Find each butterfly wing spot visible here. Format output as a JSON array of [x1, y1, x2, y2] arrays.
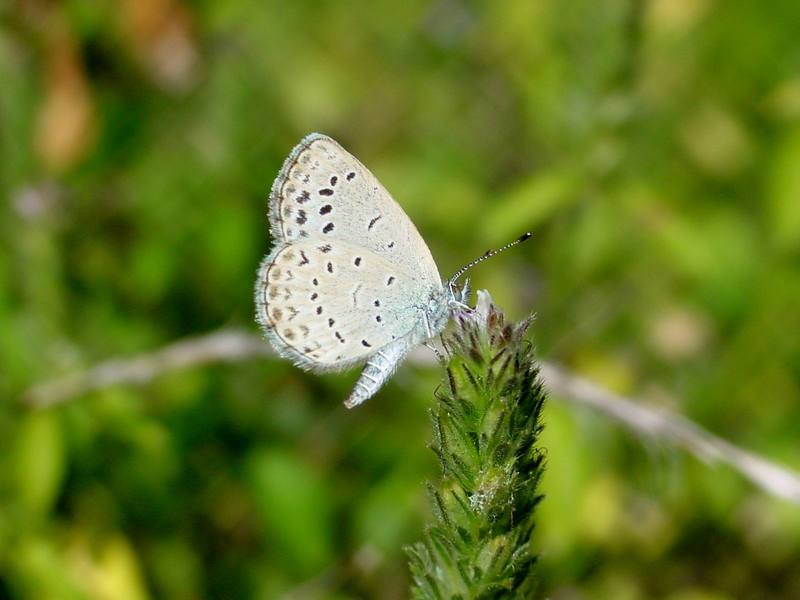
[[323, 223, 335, 234], [284, 329, 295, 341], [296, 210, 307, 225], [310, 292, 318, 300], [328, 318, 335, 327], [368, 215, 382, 230], [335, 331, 345, 343], [300, 325, 309, 337], [319, 188, 334, 196], [316, 306, 323, 315], [330, 175, 338, 186], [376, 315, 382, 322], [354, 257, 361, 266], [297, 190, 311, 203], [387, 276, 395, 285], [299, 251, 309, 266], [319, 244, 332, 252], [326, 262, 333, 273], [374, 300, 380, 307], [271, 308, 283, 321], [352, 283, 362, 306], [319, 204, 332, 215], [312, 278, 319, 286], [287, 306, 299, 320], [361, 340, 372, 347], [346, 171, 356, 181], [388, 241, 395, 248]]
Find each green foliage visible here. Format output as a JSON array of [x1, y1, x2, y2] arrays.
[[409, 294, 546, 598], [1, 0, 800, 598]]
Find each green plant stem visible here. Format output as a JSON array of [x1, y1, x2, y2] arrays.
[[408, 291, 547, 599]]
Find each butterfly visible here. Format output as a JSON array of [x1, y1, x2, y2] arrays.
[[255, 133, 529, 407]]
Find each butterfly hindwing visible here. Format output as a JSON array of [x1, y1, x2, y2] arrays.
[[255, 239, 435, 372]]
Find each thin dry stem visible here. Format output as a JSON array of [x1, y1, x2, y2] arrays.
[[22, 327, 800, 504]]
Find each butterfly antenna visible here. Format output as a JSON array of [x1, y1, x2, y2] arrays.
[[449, 232, 532, 286]]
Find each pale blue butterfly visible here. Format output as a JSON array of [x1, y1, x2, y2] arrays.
[[255, 133, 530, 407]]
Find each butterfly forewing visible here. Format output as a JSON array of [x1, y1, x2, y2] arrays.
[[268, 133, 441, 285], [256, 239, 431, 372]]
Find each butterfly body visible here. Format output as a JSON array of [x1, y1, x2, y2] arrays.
[[255, 133, 459, 407]]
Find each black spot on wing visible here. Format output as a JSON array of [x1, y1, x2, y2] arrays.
[[323, 223, 334, 234]]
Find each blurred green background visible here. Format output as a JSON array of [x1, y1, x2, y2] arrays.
[[2, 0, 800, 598]]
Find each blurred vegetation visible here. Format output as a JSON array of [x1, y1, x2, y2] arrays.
[[1, 0, 800, 598]]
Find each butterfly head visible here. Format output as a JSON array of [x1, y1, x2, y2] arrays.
[[446, 277, 472, 314]]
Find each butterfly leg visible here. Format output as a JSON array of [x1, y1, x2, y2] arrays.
[[344, 340, 410, 408], [439, 334, 452, 358], [422, 311, 433, 338], [424, 341, 447, 366]]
